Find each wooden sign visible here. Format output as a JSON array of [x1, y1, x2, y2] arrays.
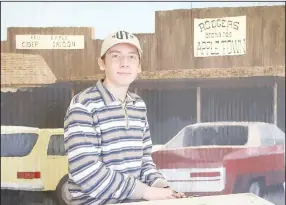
[[194, 16, 246, 57], [15, 35, 85, 50]]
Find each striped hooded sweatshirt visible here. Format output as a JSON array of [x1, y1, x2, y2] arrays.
[[64, 79, 168, 205]]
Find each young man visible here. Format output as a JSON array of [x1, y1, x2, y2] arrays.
[[64, 30, 185, 205]]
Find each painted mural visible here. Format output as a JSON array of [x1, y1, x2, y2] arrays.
[[1, 4, 285, 205]]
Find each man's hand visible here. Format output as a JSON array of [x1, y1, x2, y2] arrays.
[[142, 187, 176, 201], [165, 187, 186, 198], [172, 191, 186, 198]]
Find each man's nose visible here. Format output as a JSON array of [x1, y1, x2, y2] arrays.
[[120, 56, 129, 67]]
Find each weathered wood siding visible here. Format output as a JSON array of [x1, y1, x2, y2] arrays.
[[1, 5, 284, 81]]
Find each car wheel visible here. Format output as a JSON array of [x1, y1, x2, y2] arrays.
[[55, 175, 69, 205], [248, 180, 264, 197]]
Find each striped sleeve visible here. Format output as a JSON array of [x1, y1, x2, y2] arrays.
[[64, 100, 148, 200], [139, 114, 169, 188]]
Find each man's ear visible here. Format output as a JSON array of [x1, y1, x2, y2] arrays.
[[98, 57, 105, 71]]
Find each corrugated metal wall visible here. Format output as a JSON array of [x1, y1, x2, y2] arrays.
[[138, 89, 197, 144], [1, 79, 284, 144], [1, 84, 72, 128], [200, 86, 274, 123], [277, 79, 285, 132], [138, 86, 281, 145]]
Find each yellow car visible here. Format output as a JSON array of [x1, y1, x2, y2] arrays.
[[1, 126, 69, 205]]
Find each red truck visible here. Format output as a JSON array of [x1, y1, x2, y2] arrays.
[[152, 122, 285, 197]]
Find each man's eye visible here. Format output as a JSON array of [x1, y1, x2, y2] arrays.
[[112, 54, 119, 58], [129, 55, 137, 59]]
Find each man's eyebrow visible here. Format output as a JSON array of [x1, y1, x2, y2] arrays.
[[129, 51, 138, 55], [108, 50, 138, 55], [108, 50, 121, 54]]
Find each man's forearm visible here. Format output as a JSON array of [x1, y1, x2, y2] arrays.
[[140, 121, 169, 187]]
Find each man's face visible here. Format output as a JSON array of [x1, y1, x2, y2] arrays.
[[99, 43, 141, 87]]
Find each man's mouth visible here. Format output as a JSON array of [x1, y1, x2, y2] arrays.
[[117, 72, 131, 75]]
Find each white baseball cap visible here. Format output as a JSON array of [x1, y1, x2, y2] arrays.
[[100, 30, 143, 58]]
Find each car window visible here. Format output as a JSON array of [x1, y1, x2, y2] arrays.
[[47, 134, 66, 156], [167, 125, 249, 148], [260, 126, 275, 146], [1, 133, 38, 157]]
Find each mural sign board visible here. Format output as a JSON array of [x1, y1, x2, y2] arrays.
[[15, 35, 85, 49], [194, 16, 246, 57]]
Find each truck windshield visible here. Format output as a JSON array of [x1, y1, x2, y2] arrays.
[[166, 125, 248, 148], [1, 133, 38, 157], [182, 125, 249, 146]]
